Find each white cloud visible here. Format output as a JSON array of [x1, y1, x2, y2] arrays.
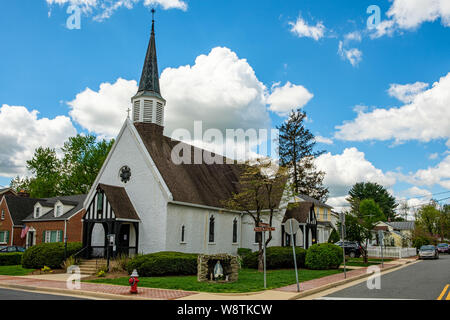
[[369, 0, 450, 38], [267, 82, 313, 116], [428, 153, 438, 160], [0, 104, 76, 177], [68, 78, 137, 138], [401, 155, 450, 189], [315, 136, 333, 145], [45, 0, 187, 21], [387, 81, 429, 103], [289, 15, 326, 41], [161, 47, 271, 135], [326, 196, 350, 213], [335, 72, 450, 144], [315, 147, 396, 198], [404, 186, 433, 199], [338, 41, 363, 67], [387, 0, 450, 30], [344, 31, 362, 42]]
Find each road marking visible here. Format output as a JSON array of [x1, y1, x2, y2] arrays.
[[437, 284, 449, 300]]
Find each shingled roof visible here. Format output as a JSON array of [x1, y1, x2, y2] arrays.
[[3, 195, 40, 225], [98, 184, 140, 221], [23, 194, 86, 222], [134, 123, 245, 208], [282, 202, 315, 224]]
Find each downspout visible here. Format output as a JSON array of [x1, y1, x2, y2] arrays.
[[64, 219, 67, 243], [10, 225, 14, 246]]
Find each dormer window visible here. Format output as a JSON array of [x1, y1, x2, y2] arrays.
[[35, 206, 40, 218]]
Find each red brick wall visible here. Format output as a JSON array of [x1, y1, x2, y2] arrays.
[[0, 197, 14, 245], [13, 227, 26, 247], [25, 209, 85, 244]]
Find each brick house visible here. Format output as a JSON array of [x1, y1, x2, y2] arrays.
[[0, 195, 39, 246], [22, 195, 86, 247], [0, 188, 17, 198]]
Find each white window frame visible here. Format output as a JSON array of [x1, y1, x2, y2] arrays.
[[35, 206, 40, 218], [55, 205, 63, 217], [1, 209, 4, 220], [324, 208, 328, 220]]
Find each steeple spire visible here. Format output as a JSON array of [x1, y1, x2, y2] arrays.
[[131, 9, 166, 127], [136, 8, 163, 100]]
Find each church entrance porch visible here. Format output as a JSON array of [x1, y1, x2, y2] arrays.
[[82, 184, 141, 259]]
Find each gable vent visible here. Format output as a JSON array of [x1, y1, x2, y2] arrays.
[[156, 102, 163, 125]]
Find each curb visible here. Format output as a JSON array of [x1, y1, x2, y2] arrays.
[[287, 261, 416, 300], [0, 282, 154, 300]]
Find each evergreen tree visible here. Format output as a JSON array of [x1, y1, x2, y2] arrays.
[[277, 109, 328, 202]]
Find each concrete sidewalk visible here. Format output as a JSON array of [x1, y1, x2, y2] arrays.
[[0, 257, 417, 300]]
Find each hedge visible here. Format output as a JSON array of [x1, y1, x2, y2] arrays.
[[305, 243, 343, 270], [242, 246, 306, 269], [0, 253, 23, 266], [127, 251, 198, 276], [237, 248, 252, 257], [22, 242, 82, 269]]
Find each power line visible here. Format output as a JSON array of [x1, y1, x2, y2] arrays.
[[400, 190, 450, 201], [407, 196, 450, 208]]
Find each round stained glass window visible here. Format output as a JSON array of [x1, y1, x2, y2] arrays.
[[119, 166, 131, 183]]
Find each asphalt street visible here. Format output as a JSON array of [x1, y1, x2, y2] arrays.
[[321, 254, 450, 300], [0, 287, 87, 300]]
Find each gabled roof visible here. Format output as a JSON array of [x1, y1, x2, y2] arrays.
[[296, 194, 333, 209], [134, 123, 245, 209], [23, 194, 86, 222], [0, 188, 16, 196], [3, 195, 40, 225], [97, 184, 140, 221], [386, 221, 415, 231], [282, 202, 315, 224]]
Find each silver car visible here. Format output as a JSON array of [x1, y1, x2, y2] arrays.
[[418, 245, 439, 259]]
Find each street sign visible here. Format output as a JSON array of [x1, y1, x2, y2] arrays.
[[258, 222, 270, 227], [254, 226, 275, 232], [284, 218, 299, 235], [377, 230, 384, 241]]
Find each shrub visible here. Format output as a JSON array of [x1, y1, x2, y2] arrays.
[[127, 251, 198, 276], [237, 248, 252, 257], [242, 246, 306, 269], [0, 253, 23, 266], [22, 242, 82, 269], [305, 243, 343, 270]]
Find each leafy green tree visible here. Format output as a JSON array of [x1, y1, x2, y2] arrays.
[[277, 109, 328, 202], [60, 135, 114, 195], [10, 134, 113, 198], [416, 204, 440, 235], [342, 199, 385, 263], [347, 182, 398, 221], [26, 147, 62, 198]]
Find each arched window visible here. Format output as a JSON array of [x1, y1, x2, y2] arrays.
[[232, 218, 238, 243], [181, 225, 185, 243], [209, 216, 215, 243]]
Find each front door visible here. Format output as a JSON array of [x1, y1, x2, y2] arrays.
[[117, 224, 130, 255]]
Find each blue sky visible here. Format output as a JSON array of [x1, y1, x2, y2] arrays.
[[0, 0, 449, 212]]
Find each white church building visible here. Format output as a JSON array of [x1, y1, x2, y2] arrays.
[[81, 16, 328, 258]]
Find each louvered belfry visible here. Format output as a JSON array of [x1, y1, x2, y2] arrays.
[[131, 10, 166, 126]]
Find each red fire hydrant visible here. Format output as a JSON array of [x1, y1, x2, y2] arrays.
[[129, 269, 139, 294]]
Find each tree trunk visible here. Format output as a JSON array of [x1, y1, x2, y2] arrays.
[[258, 250, 264, 272], [363, 240, 369, 264]]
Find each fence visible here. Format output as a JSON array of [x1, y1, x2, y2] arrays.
[[367, 246, 417, 258]]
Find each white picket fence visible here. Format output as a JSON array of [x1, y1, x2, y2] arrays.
[[367, 246, 417, 258]]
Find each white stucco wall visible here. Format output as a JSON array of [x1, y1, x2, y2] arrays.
[[87, 123, 168, 254], [166, 203, 241, 255]]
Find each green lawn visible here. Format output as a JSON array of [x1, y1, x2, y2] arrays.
[[345, 257, 394, 267], [0, 265, 35, 276], [86, 268, 342, 293]]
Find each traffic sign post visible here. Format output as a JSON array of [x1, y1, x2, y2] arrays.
[[339, 212, 346, 279], [378, 230, 384, 268], [254, 223, 275, 290], [284, 218, 300, 292]]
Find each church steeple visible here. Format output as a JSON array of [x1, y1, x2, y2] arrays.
[[131, 9, 166, 126]]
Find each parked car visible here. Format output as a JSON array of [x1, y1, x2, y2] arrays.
[[437, 243, 450, 254], [0, 245, 25, 253], [418, 245, 439, 259], [335, 241, 362, 258]]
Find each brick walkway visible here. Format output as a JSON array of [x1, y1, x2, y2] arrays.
[[276, 263, 400, 293], [0, 275, 195, 300]]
